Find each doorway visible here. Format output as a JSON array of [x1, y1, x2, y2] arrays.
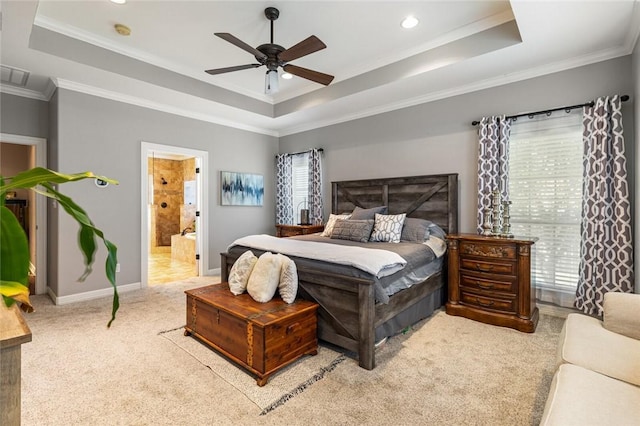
[[0, 133, 47, 294], [141, 142, 208, 286]]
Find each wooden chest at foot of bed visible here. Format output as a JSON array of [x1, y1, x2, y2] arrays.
[[184, 283, 319, 386]]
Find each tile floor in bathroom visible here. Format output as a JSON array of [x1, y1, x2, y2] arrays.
[[148, 251, 198, 285]]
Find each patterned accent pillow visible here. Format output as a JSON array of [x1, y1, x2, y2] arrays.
[[247, 252, 282, 303], [330, 219, 375, 242], [277, 254, 298, 304], [320, 213, 351, 237], [370, 213, 406, 243], [350, 206, 388, 220], [228, 250, 257, 295]]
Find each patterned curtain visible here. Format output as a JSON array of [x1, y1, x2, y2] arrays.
[[275, 154, 294, 224], [575, 95, 634, 316], [307, 148, 324, 225], [477, 116, 511, 233]]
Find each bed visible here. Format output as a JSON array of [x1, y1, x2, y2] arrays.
[[221, 173, 458, 370]]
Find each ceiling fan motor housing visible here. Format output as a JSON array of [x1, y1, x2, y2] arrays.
[[256, 43, 286, 70]]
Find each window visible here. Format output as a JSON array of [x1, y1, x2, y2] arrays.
[[508, 111, 582, 307], [291, 152, 309, 223]]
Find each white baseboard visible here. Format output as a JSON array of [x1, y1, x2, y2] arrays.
[[47, 282, 142, 305], [207, 267, 221, 277]]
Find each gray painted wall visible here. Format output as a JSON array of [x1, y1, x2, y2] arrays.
[[280, 56, 636, 237], [50, 89, 277, 297], [0, 93, 49, 138]]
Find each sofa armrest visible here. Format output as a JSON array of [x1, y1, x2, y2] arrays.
[[604, 292, 640, 340], [558, 314, 640, 387]]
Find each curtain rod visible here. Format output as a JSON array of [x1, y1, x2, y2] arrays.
[[275, 148, 323, 157], [471, 94, 630, 126]]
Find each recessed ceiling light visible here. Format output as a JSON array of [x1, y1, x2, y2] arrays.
[[281, 72, 293, 80], [401, 15, 419, 29], [110, 0, 127, 4]]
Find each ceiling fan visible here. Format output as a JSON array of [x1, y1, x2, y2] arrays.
[[205, 7, 334, 94]]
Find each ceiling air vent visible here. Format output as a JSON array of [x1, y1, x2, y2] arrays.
[[1, 65, 30, 87]]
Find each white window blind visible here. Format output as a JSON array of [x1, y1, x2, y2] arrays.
[[292, 152, 309, 224], [508, 111, 582, 306]]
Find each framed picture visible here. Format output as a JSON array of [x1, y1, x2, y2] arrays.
[[220, 171, 264, 206]]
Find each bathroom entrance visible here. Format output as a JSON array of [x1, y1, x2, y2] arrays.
[[141, 142, 208, 286]]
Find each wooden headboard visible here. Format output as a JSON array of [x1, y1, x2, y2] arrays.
[[331, 173, 459, 234]]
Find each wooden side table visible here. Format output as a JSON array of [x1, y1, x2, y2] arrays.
[[275, 224, 324, 238], [445, 233, 539, 332]]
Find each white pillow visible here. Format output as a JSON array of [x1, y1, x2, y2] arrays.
[[228, 250, 257, 295], [277, 254, 298, 304], [370, 213, 406, 243], [320, 213, 351, 237], [247, 252, 282, 303]]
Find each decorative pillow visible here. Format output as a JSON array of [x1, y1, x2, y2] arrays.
[[428, 222, 447, 240], [603, 292, 640, 340], [277, 254, 298, 304], [246, 252, 282, 303], [320, 213, 351, 237], [370, 213, 406, 243], [349, 206, 388, 220], [401, 218, 431, 242], [330, 219, 375, 242], [228, 250, 258, 295]]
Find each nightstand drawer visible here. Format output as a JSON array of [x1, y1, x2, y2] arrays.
[[460, 273, 517, 294], [460, 290, 516, 314], [459, 241, 516, 260], [460, 258, 516, 275]]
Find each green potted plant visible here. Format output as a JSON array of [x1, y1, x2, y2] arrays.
[[0, 167, 120, 325]]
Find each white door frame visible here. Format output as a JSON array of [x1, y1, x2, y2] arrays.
[[140, 142, 208, 286], [1, 133, 48, 295]]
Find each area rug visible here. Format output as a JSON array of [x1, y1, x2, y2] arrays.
[[159, 326, 345, 414]]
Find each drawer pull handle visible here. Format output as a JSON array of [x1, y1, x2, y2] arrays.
[[286, 323, 300, 334], [476, 264, 494, 272], [476, 298, 494, 307], [477, 282, 494, 290]]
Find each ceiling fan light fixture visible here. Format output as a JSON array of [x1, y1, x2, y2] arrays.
[[109, 0, 127, 4], [265, 69, 279, 94], [401, 15, 419, 29], [281, 72, 293, 80]]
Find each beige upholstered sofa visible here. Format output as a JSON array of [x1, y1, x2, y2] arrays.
[[540, 292, 640, 425]]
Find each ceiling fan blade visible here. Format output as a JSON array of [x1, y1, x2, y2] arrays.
[[279, 35, 327, 62], [215, 33, 267, 61], [205, 64, 262, 75], [283, 64, 334, 86]]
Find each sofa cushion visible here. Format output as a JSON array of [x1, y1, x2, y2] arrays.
[[558, 313, 640, 386], [540, 364, 640, 425], [603, 292, 640, 340]]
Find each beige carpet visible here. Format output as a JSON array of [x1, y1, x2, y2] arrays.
[[20, 277, 565, 425], [160, 326, 345, 413]]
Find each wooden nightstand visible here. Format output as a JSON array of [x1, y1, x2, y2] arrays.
[[445, 233, 539, 332], [275, 224, 324, 238]]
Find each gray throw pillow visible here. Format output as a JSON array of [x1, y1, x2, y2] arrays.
[[401, 218, 431, 242], [330, 219, 375, 242], [350, 205, 388, 220]]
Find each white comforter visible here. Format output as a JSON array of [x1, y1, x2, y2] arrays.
[[229, 234, 407, 278]]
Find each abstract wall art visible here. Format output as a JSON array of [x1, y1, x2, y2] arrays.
[[220, 171, 264, 206]]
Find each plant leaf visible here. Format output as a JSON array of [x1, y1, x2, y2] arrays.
[[0, 168, 117, 193], [0, 206, 33, 311]]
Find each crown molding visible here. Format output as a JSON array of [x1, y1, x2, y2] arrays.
[[278, 45, 631, 136], [0, 83, 49, 101], [52, 78, 278, 137], [33, 15, 273, 104]]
